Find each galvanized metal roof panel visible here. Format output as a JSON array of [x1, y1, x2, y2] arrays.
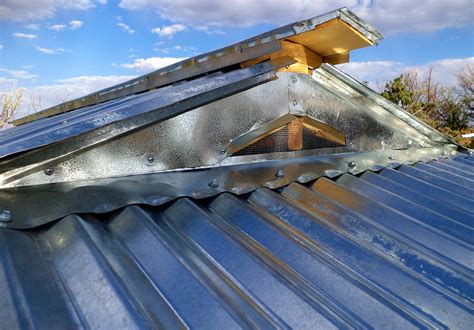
[[0, 156, 472, 329], [0, 61, 283, 161]]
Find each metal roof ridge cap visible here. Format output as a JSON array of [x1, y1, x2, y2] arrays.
[[12, 8, 382, 126], [338, 7, 384, 43]]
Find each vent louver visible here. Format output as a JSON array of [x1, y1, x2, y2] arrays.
[[231, 114, 346, 156]]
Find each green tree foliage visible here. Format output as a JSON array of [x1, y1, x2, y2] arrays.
[[381, 65, 473, 147], [381, 75, 414, 110]]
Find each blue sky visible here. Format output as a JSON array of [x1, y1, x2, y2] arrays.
[[0, 0, 473, 115]]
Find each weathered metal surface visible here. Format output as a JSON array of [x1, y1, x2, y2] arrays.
[[11, 7, 382, 126], [1, 68, 456, 188], [315, 64, 456, 146], [292, 70, 438, 150], [0, 147, 461, 228], [0, 155, 472, 329], [0, 59, 295, 186]]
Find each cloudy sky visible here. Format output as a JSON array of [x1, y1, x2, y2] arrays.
[[0, 0, 473, 117]]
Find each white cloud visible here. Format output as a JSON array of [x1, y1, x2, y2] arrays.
[[36, 46, 70, 55], [13, 32, 37, 39], [98, 0, 107, 4], [25, 23, 40, 30], [338, 57, 474, 90], [0, 67, 37, 80], [69, 20, 84, 29], [119, 0, 473, 35], [155, 45, 197, 54], [355, 0, 474, 35], [0, 44, 3, 50], [19, 75, 136, 117], [194, 25, 225, 35], [0, 0, 95, 21], [120, 57, 186, 72], [151, 24, 186, 38], [49, 24, 67, 31], [117, 22, 135, 34]]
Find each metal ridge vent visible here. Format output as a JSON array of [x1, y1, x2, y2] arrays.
[[0, 155, 472, 328]]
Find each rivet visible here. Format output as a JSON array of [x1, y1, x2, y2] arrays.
[[208, 179, 219, 188], [292, 77, 297, 83], [275, 169, 285, 178], [348, 161, 356, 168], [147, 156, 155, 163], [220, 149, 227, 155], [44, 168, 54, 176], [292, 100, 298, 106]]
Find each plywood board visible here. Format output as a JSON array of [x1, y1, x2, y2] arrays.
[[288, 18, 373, 57]]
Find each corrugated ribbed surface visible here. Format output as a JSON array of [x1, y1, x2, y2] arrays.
[[0, 156, 473, 329]]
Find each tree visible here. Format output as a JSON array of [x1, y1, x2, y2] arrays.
[[381, 65, 473, 147], [455, 63, 474, 123], [1, 83, 24, 129], [381, 73, 416, 111]]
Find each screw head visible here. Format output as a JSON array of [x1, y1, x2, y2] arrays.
[[388, 155, 395, 160], [220, 149, 227, 155], [348, 161, 356, 168], [292, 77, 297, 83], [147, 156, 155, 163], [44, 168, 54, 176], [292, 100, 298, 106], [275, 169, 285, 178], [208, 179, 219, 188], [0, 210, 11, 222]]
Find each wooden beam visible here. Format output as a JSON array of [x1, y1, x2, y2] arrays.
[[241, 40, 323, 74], [324, 52, 350, 65]]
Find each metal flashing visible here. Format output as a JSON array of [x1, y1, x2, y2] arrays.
[[0, 59, 291, 177], [0, 147, 461, 229]]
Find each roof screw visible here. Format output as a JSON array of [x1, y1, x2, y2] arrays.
[[275, 169, 285, 178], [348, 161, 356, 168], [208, 178, 219, 188], [292, 100, 298, 106], [147, 156, 155, 164], [44, 168, 54, 176], [292, 77, 297, 83], [0, 210, 11, 222], [388, 155, 395, 160], [220, 149, 227, 155]]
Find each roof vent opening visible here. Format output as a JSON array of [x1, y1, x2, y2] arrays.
[[231, 114, 345, 156]]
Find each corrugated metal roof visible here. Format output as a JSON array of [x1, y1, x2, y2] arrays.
[[1, 155, 473, 329]]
